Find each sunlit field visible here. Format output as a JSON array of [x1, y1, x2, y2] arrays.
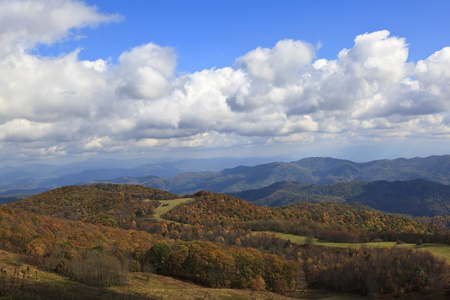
[[152, 198, 194, 222], [271, 232, 450, 262]]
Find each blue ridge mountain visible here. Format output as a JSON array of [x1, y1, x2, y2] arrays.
[[230, 179, 450, 217], [94, 155, 450, 196]]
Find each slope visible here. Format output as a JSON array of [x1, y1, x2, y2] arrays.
[[0, 249, 294, 300]]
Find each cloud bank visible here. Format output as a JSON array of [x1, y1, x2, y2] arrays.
[[1, 0, 450, 161]]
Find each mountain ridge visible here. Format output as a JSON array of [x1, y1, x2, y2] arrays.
[[94, 155, 450, 195], [2, 155, 450, 196], [230, 179, 450, 217]]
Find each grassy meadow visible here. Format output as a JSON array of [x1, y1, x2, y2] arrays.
[[148, 198, 194, 222], [271, 232, 450, 262]]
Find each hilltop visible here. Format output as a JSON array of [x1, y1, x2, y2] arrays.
[[10, 184, 179, 227]]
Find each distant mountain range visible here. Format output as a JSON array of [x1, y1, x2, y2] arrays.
[[0, 157, 273, 195], [2, 155, 450, 201], [230, 179, 450, 217], [97, 155, 450, 195]]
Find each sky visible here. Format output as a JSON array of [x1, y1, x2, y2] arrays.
[[1, 0, 450, 166]]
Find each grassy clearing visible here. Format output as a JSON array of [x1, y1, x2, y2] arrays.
[[409, 243, 450, 262], [264, 232, 450, 262], [152, 198, 194, 222]]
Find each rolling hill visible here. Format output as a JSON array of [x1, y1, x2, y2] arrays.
[[9, 183, 180, 227], [0, 184, 449, 298]]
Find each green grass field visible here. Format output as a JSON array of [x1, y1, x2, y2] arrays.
[[410, 243, 450, 262], [265, 232, 450, 262], [152, 198, 194, 222]]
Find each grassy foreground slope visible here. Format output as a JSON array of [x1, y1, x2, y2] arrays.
[[0, 249, 295, 300]]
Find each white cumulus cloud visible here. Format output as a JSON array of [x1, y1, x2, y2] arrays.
[[0, 0, 120, 53], [1, 0, 450, 162]]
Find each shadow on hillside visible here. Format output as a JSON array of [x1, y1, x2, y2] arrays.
[[0, 280, 161, 300]]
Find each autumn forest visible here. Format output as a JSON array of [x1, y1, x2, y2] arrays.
[[0, 183, 449, 299]]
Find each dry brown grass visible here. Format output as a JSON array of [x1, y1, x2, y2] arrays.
[[0, 249, 295, 300], [111, 272, 295, 300]]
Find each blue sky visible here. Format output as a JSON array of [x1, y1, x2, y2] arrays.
[[1, 0, 450, 165], [44, 0, 450, 72]]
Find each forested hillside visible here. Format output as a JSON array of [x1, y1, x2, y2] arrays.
[[0, 184, 448, 298], [231, 179, 450, 216], [165, 191, 449, 244], [10, 184, 179, 227]]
